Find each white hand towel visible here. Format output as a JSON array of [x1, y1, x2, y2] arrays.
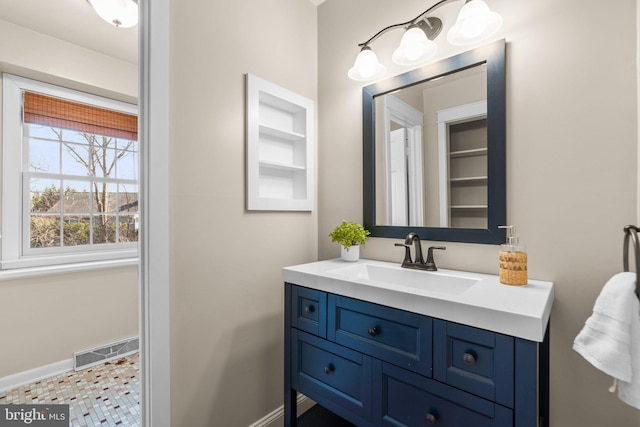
[[619, 293, 640, 409], [573, 272, 640, 410]]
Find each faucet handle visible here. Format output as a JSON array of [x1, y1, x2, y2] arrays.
[[394, 242, 413, 266], [425, 246, 446, 271]]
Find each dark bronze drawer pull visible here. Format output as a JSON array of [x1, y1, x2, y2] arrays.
[[463, 352, 477, 366], [303, 304, 315, 313], [425, 413, 438, 425], [367, 327, 379, 337], [323, 363, 334, 375]]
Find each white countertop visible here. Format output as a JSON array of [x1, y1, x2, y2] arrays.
[[283, 258, 554, 342]]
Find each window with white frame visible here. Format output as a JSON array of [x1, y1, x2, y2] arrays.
[[2, 74, 139, 270]]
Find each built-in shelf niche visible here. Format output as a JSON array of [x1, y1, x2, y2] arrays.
[[438, 100, 488, 228], [246, 74, 314, 211]]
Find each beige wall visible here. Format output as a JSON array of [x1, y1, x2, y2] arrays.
[[0, 268, 138, 377], [318, 0, 639, 425], [168, 0, 318, 425], [0, 20, 138, 377]]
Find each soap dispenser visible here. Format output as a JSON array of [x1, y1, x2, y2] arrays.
[[498, 225, 528, 286]]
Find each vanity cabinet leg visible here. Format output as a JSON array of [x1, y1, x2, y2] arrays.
[[284, 388, 297, 427], [284, 284, 297, 427], [515, 337, 544, 427], [514, 338, 534, 427], [539, 323, 550, 427]]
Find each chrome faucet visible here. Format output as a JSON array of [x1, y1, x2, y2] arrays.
[[395, 232, 446, 271]]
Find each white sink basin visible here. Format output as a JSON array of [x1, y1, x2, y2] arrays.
[[328, 263, 480, 295], [284, 259, 554, 342]]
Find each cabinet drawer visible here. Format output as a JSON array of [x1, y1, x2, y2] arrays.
[[328, 294, 432, 377], [291, 330, 373, 424], [434, 320, 514, 407], [380, 362, 513, 427], [290, 285, 327, 338]]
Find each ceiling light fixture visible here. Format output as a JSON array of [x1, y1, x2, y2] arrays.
[[88, 0, 139, 28], [348, 0, 503, 81]]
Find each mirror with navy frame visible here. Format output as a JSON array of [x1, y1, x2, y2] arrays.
[[363, 39, 506, 244]]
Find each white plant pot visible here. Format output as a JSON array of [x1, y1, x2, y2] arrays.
[[341, 245, 360, 262]]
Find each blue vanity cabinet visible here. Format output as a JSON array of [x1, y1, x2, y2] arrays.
[[284, 283, 549, 427]]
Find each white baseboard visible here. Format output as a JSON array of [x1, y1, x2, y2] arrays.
[[248, 394, 316, 427], [0, 359, 74, 394]]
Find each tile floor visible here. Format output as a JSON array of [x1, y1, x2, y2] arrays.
[[0, 353, 140, 426]]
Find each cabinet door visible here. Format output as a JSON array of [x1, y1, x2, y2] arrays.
[[291, 285, 327, 338], [291, 329, 374, 425], [378, 362, 513, 427], [433, 320, 514, 407], [328, 294, 432, 377]]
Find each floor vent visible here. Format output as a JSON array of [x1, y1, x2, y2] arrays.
[[74, 337, 139, 371]]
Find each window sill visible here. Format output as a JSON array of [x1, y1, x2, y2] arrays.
[[0, 257, 138, 282]]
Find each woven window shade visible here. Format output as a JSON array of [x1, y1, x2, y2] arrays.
[[23, 91, 137, 140]]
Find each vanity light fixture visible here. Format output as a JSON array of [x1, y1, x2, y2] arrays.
[[348, 0, 503, 81], [88, 0, 138, 28]]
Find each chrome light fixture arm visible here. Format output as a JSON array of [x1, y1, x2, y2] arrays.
[[356, 0, 454, 48]]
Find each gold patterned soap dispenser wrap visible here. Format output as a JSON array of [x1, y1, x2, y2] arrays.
[[498, 225, 528, 286]]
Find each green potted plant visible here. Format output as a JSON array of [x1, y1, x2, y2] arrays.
[[329, 220, 370, 261]]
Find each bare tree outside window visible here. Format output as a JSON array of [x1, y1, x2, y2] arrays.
[[28, 126, 139, 249]]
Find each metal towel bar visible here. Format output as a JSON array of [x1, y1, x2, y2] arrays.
[[622, 225, 640, 299]]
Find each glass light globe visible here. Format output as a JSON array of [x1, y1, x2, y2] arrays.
[[392, 26, 437, 66], [447, 0, 503, 46], [400, 27, 428, 61], [348, 47, 387, 81], [457, 0, 489, 38], [89, 0, 138, 28]]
